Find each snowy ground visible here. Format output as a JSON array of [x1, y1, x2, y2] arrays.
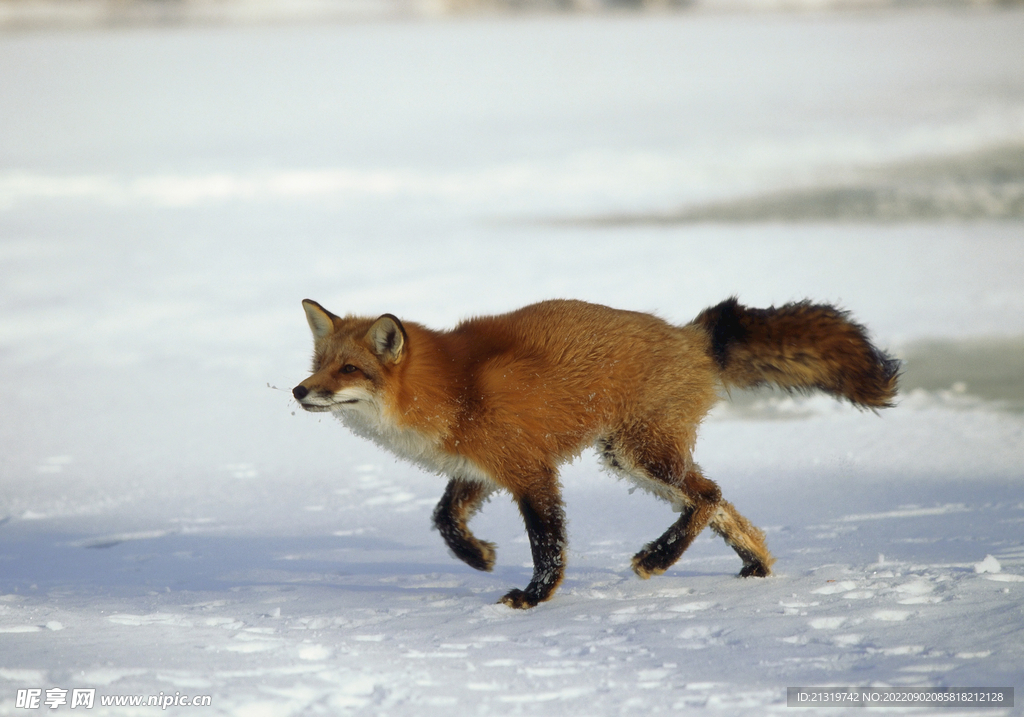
[[2, 8, 1024, 716]]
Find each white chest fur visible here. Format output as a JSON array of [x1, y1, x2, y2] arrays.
[[334, 398, 494, 486]]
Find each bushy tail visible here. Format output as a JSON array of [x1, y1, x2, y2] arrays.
[[693, 298, 900, 409]]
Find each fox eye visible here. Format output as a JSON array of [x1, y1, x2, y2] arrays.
[[340, 364, 358, 374]]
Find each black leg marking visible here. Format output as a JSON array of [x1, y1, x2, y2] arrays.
[[631, 505, 697, 578], [500, 492, 566, 609], [630, 469, 722, 579], [432, 478, 495, 572]]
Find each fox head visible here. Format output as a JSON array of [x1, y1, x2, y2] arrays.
[[292, 299, 407, 414]]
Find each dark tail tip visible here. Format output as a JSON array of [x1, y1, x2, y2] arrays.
[[862, 347, 902, 409]]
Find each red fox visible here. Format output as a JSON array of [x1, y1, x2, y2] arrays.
[[292, 298, 899, 609]]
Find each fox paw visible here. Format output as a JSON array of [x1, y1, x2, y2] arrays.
[[630, 551, 669, 580], [498, 588, 540, 609], [449, 539, 497, 572], [466, 540, 498, 572], [739, 561, 771, 578]]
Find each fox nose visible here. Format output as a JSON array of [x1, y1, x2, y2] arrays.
[[292, 385, 309, 401]]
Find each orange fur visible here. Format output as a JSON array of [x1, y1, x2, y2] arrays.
[[293, 298, 898, 608]]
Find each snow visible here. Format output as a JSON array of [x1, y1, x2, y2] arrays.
[[2, 7, 1024, 716]]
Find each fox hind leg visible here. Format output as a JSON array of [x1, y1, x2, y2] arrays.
[[433, 477, 496, 572], [710, 499, 775, 577], [604, 432, 773, 579], [630, 468, 722, 579]]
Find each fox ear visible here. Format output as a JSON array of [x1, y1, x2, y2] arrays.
[[302, 299, 338, 341], [367, 314, 406, 364]]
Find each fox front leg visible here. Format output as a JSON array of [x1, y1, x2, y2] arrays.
[[500, 487, 567, 609], [432, 477, 496, 572]]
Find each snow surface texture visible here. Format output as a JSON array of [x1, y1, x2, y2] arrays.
[[2, 8, 1024, 716]]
